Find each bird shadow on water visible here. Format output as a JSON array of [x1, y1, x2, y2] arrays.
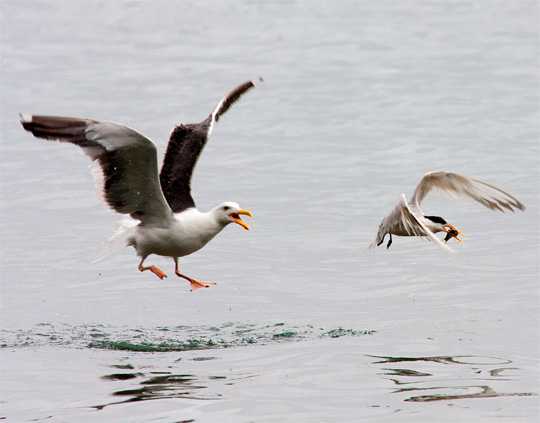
[[93, 361, 256, 411], [369, 355, 537, 403]]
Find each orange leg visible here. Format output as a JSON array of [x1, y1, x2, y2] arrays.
[[138, 257, 167, 280], [174, 258, 215, 291]]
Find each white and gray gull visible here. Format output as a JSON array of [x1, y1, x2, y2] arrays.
[[20, 80, 257, 290], [371, 171, 525, 252]]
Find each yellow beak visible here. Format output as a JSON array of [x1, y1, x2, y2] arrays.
[[230, 209, 253, 231]]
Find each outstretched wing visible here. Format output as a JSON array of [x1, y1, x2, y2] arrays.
[[411, 171, 525, 212], [20, 114, 173, 225], [159, 80, 256, 213], [371, 194, 453, 252]]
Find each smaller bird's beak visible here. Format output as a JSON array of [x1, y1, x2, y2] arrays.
[[229, 209, 253, 231], [443, 224, 463, 243]]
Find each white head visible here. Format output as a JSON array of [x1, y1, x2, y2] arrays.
[[212, 201, 253, 230]]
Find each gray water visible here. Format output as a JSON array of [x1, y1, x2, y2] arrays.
[[1, 1, 539, 421]]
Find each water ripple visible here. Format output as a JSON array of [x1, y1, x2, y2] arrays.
[[369, 354, 537, 403], [0, 322, 375, 351]]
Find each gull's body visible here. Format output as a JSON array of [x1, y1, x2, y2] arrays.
[[372, 171, 525, 252], [129, 208, 227, 259], [21, 80, 257, 289]]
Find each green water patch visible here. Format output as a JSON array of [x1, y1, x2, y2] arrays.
[[90, 339, 224, 353], [0, 321, 375, 352], [322, 328, 376, 338], [272, 330, 297, 339]]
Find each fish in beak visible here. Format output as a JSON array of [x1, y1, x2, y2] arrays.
[[443, 224, 463, 243], [229, 209, 253, 231]]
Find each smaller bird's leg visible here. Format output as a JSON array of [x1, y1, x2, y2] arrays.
[[174, 258, 215, 291], [377, 234, 386, 247], [138, 257, 167, 280], [386, 233, 393, 249]]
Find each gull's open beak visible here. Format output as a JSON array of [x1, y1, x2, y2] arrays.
[[443, 224, 463, 243], [229, 209, 253, 231]]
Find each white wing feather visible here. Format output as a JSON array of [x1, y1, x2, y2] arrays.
[[411, 171, 525, 212]]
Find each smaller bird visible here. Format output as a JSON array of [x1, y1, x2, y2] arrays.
[[372, 171, 525, 252]]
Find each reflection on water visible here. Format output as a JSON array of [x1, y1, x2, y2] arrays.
[[94, 363, 256, 410], [381, 368, 432, 378], [370, 355, 512, 365], [403, 385, 535, 402], [369, 355, 537, 403]]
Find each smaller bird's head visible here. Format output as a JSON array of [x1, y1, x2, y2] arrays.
[[424, 215, 463, 243], [213, 202, 253, 230]]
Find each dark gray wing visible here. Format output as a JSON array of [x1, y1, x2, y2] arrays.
[[159, 80, 256, 213], [20, 114, 173, 225], [411, 171, 525, 212]]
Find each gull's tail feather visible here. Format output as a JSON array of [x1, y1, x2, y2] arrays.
[[92, 218, 139, 263]]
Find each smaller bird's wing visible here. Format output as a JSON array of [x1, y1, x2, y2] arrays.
[[411, 171, 525, 212], [20, 114, 173, 226], [372, 194, 453, 252], [159, 80, 256, 213]]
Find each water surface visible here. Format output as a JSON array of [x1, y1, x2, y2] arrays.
[[1, 0, 539, 422]]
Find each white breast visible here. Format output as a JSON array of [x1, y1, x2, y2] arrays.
[[131, 208, 223, 258]]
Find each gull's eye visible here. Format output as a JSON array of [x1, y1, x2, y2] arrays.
[[223, 206, 230, 211]]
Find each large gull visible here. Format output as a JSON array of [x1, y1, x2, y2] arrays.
[[371, 171, 525, 252], [21, 80, 257, 290]]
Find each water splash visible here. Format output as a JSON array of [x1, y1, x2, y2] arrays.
[[0, 322, 375, 352]]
